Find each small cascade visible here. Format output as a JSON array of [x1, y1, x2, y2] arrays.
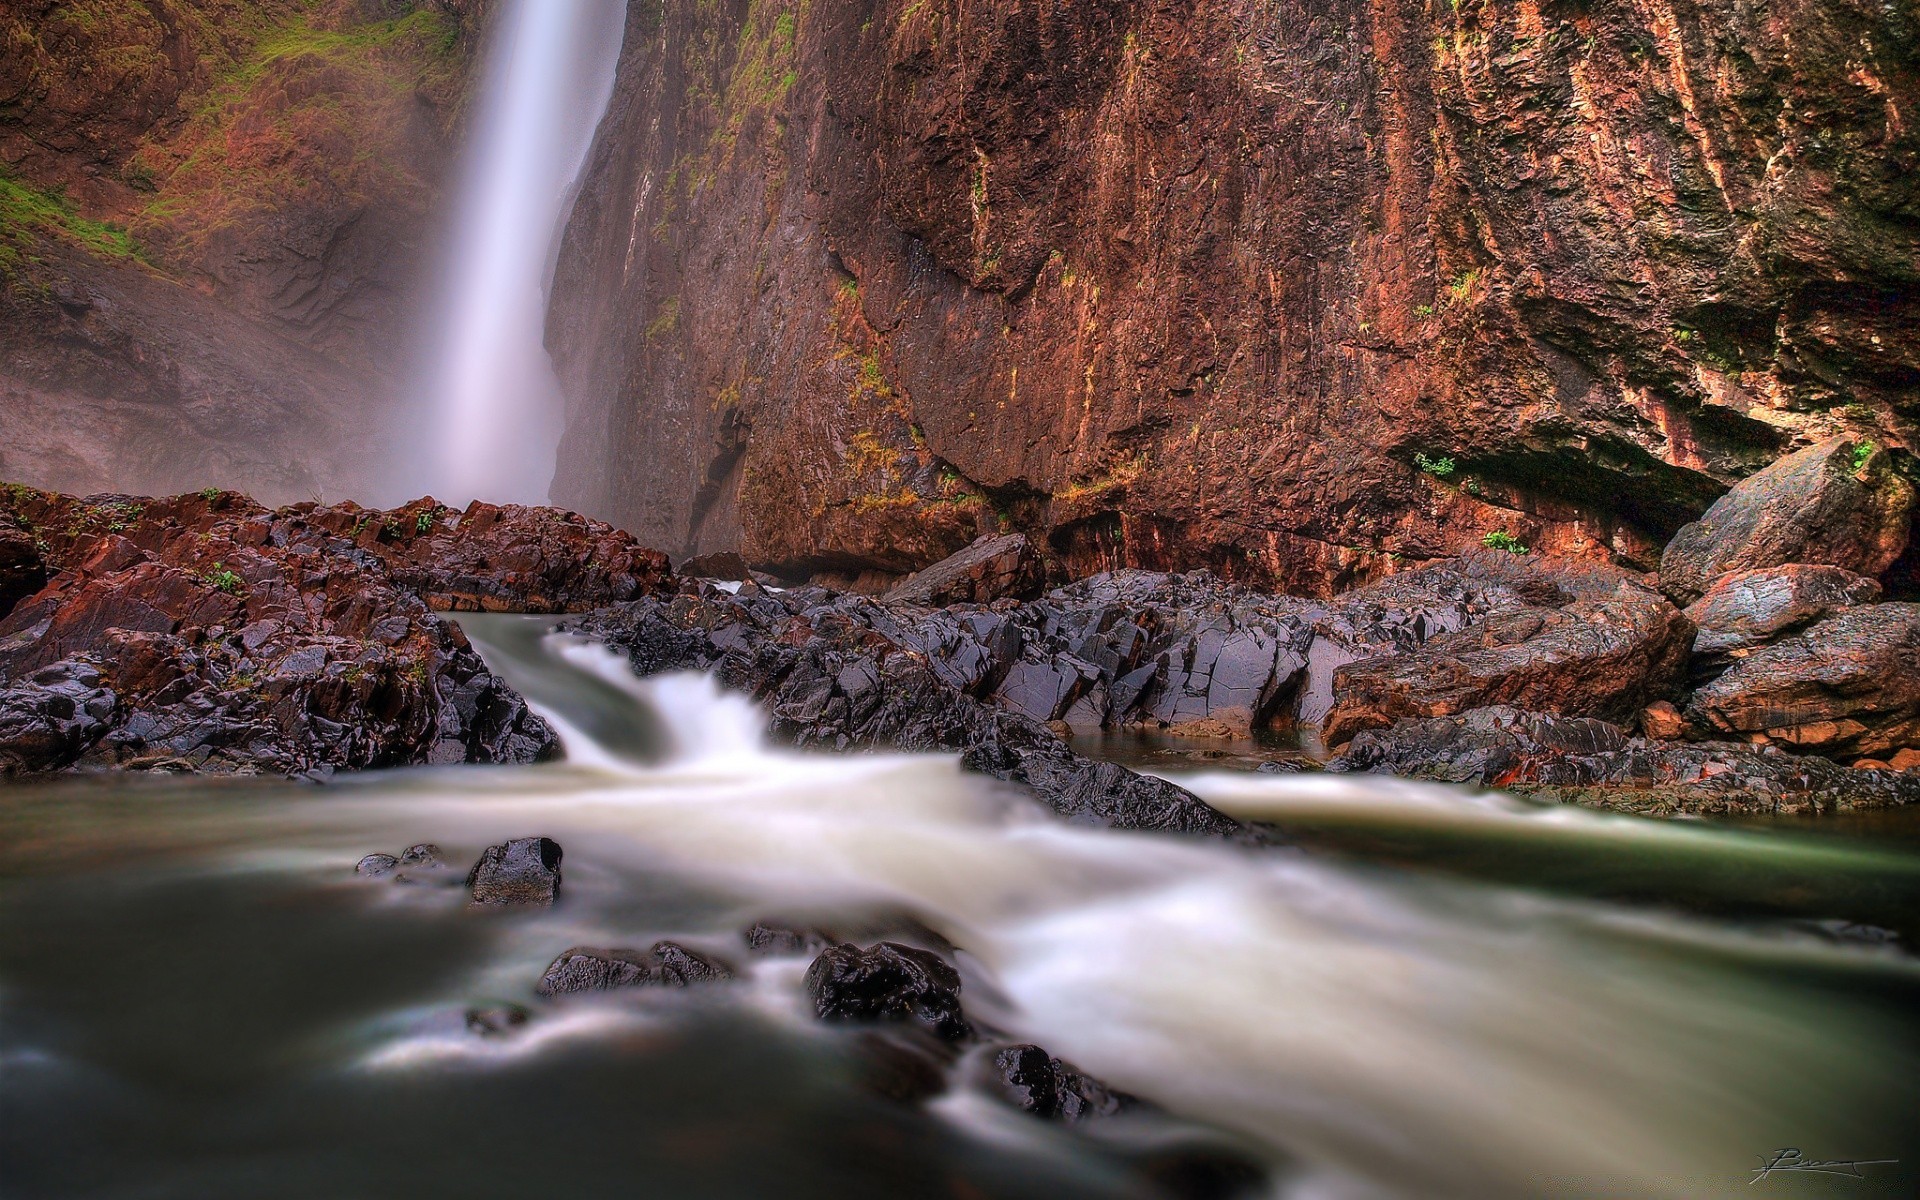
[[407, 0, 627, 507]]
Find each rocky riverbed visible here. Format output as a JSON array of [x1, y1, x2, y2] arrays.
[[4, 434, 1917, 817]]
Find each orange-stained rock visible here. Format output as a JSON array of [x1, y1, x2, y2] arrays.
[[1640, 702, 1688, 741], [1687, 603, 1920, 761]]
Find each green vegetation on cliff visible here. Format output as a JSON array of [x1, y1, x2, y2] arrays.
[[0, 167, 143, 277]]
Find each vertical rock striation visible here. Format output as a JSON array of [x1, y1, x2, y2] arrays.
[[550, 0, 1918, 595]]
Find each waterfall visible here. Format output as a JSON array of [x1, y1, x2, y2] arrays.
[[409, 0, 627, 507]]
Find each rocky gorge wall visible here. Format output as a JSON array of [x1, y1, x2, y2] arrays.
[[0, 0, 488, 500], [549, 0, 1919, 595]]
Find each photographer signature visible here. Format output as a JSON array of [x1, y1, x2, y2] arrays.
[[1751, 1148, 1899, 1184]]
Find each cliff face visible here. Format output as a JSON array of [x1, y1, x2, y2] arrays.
[[0, 0, 486, 500], [550, 0, 1918, 594]]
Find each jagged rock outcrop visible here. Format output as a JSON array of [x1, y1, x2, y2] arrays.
[[985, 1044, 1135, 1124], [467, 836, 564, 907], [550, 0, 1920, 596], [1659, 439, 1916, 605], [1332, 706, 1920, 816], [0, 485, 670, 777], [1686, 603, 1920, 761], [564, 583, 1254, 838]]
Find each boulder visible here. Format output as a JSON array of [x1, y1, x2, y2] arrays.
[[883, 533, 1044, 607], [537, 941, 735, 995], [1685, 565, 1881, 677], [1686, 603, 1920, 760], [1659, 439, 1916, 604], [985, 1044, 1135, 1123], [1320, 557, 1693, 744], [466, 837, 564, 907], [1331, 705, 1920, 815], [803, 942, 972, 1043]]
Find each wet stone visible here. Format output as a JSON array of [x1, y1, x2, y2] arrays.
[[537, 941, 735, 996], [466, 836, 563, 907], [804, 942, 972, 1043]]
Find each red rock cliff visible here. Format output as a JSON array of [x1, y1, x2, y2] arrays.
[[548, 0, 1918, 595]]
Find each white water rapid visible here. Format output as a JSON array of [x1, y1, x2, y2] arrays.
[[408, 0, 626, 507], [2, 620, 1914, 1199]]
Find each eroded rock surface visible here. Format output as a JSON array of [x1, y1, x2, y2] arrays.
[[1659, 440, 1916, 605], [986, 1044, 1136, 1124], [1685, 566, 1883, 678], [1320, 558, 1693, 744], [566, 583, 1252, 837]]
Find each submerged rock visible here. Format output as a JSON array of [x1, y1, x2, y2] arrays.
[[1659, 439, 1916, 605], [537, 941, 735, 995], [464, 1003, 532, 1038], [355, 843, 451, 884], [804, 942, 972, 1043], [467, 837, 564, 907], [1686, 603, 1920, 761]]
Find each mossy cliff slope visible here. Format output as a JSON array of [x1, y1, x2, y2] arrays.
[[0, 0, 487, 499], [549, 0, 1918, 596]]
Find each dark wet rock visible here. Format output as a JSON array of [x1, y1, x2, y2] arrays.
[[1685, 565, 1882, 678], [1333, 705, 1920, 815], [1321, 557, 1693, 744], [566, 584, 1256, 839], [883, 533, 1044, 608], [1331, 706, 1630, 787], [850, 1031, 956, 1103], [537, 941, 735, 995], [1130, 1145, 1271, 1200], [804, 942, 973, 1043], [986, 1044, 1135, 1123], [465, 1003, 531, 1038], [1659, 439, 1916, 605], [0, 658, 117, 777], [467, 837, 564, 908], [0, 487, 565, 778], [1686, 603, 1920, 761]]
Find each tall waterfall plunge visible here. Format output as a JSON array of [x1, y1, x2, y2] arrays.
[[409, 0, 626, 507]]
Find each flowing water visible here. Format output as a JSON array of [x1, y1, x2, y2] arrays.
[[2, 616, 1916, 1199], [405, 0, 626, 507]]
